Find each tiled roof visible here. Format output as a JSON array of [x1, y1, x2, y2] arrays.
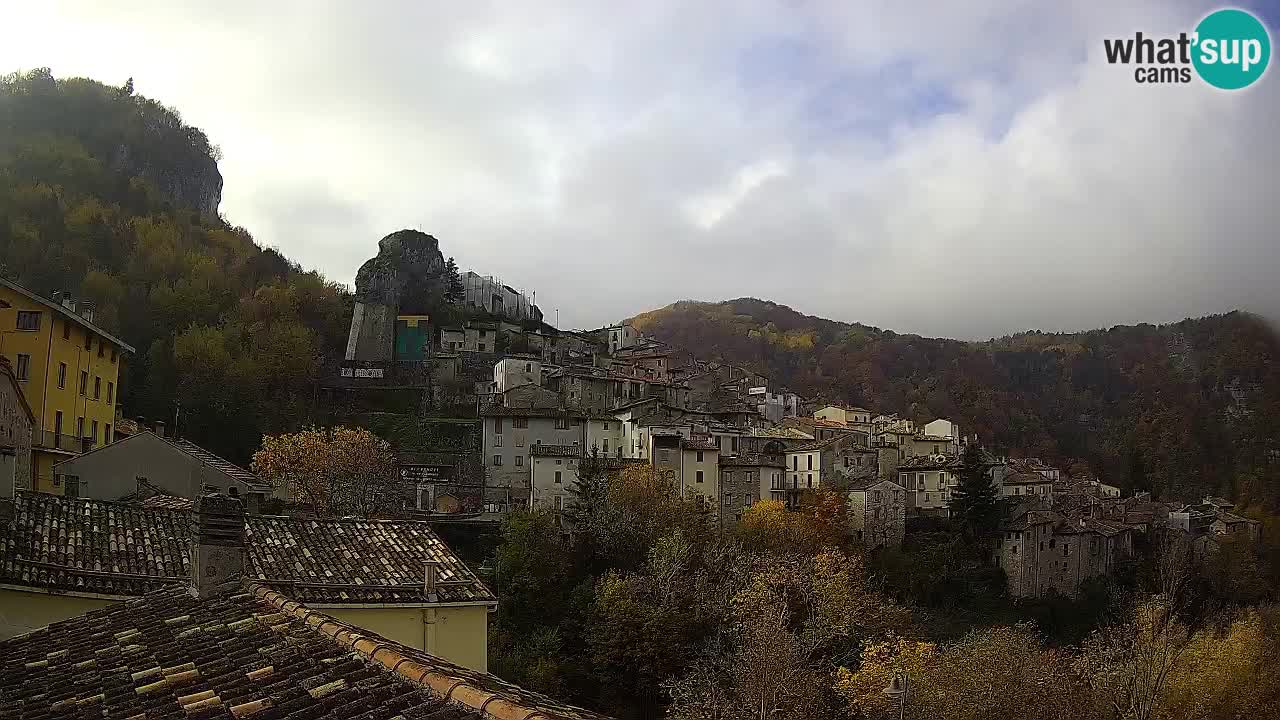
[[848, 478, 902, 492], [0, 493, 193, 596], [1, 492, 493, 604], [167, 437, 268, 490], [1215, 511, 1259, 526], [0, 582, 608, 720], [480, 404, 585, 419], [141, 495, 196, 511], [720, 453, 786, 468], [1001, 510, 1062, 532], [244, 516, 493, 604], [1001, 471, 1053, 486]]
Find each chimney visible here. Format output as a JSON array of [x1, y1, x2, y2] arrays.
[[424, 561, 440, 603], [80, 301, 95, 324], [192, 494, 245, 598], [154, 420, 165, 437]]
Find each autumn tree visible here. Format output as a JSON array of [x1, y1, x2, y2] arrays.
[[837, 625, 1084, 720], [251, 426, 406, 517], [1076, 598, 1190, 720]]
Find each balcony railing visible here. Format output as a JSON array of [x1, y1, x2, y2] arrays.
[[33, 429, 95, 453]]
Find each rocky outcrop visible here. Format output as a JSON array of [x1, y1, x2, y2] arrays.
[[346, 230, 452, 361], [354, 229, 449, 313], [111, 143, 223, 215]]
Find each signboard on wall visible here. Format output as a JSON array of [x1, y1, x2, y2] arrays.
[[340, 367, 385, 378], [747, 386, 767, 395], [400, 464, 453, 483]]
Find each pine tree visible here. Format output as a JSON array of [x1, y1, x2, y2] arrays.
[[444, 257, 464, 304], [950, 443, 1000, 536]]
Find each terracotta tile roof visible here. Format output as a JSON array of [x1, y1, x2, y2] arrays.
[[0, 582, 608, 720], [244, 516, 493, 604], [0, 493, 192, 596], [1, 492, 493, 604], [1000, 471, 1053, 486], [898, 454, 962, 470], [141, 494, 196, 511]]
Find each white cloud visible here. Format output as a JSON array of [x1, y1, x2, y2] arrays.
[[1, 0, 1276, 337]]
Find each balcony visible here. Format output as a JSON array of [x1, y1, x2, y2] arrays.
[[33, 429, 94, 454]]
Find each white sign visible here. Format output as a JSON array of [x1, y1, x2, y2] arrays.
[[341, 367, 385, 378], [747, 386, 767, 395]]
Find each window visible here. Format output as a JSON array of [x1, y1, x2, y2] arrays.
[[91, 420, 98, 443], [515, 455, 523, 467], [110, 347, 117, 363], [603, 439, 609, 453], [493, 417, 503, 433], [515, 435, 525, 447], [64, 475, 80, 498], [15, 354, 30, 381], [1049, 538, 1056, 549], [478, 343, 486, 352], [16, 311, 40, 331], [696, 450, 703, 463], [512, 417, 527, 429], [807, 474, 813, 488], [603, 422, 609, 430], [1063, 544, 1070, 557], [792, 456, 798, 470], [806, 455, 813, 470], [731, 436, 738, 452], [1039, 541, 1045, 551], [97, 342, 104, 358], [55, 411, 63, 436], [925, 492, 932, 501], [696, 470, 704, 483], [85, 335, 92, 351], [492, 455, 502, 466], [107, 382, 114, 405], [105, 424, 111, 443], [94, 376, 101, 400], [525, 362, 532, 372], [874, 490, 882, 502], [555, 418, 569, 430], [57, 362, 67, 388], [554, 471, 562, 484], [63, 321, 71, 340], [79, 371, 88, 395], [493, 434, 503, 447], [77, 416, 85, 439]]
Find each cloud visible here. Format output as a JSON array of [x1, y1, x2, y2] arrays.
[[2, 0, 1276, 338]]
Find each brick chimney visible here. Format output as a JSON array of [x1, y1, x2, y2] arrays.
[[192, 494, 245, 597], [424, 561, 440, 603]]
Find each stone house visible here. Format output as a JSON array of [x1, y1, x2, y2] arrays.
[[720, 453, 783, 524], [897, 453, 963, 517], [994, 506, 1135, 599], [848, 478, 907, 548]]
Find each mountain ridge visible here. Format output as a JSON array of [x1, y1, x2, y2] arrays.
[[629, 298, 1280, 506]]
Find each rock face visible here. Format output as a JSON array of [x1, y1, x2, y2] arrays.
[[346, 230, 450, 361], [111, 143, 223, 216], [354, 229, 449, 312]]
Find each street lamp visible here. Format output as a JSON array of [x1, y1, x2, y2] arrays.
[[882, 671, 909, 720]]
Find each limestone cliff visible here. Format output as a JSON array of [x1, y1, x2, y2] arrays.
[[354, 229, 449, 313]]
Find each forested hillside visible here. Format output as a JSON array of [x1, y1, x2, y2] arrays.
[[631, 299, 1280, 506], [0, 69, 350, 461]]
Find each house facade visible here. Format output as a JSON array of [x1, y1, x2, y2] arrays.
[[848, 478, 907, 548], [0, 279, 135, 494], [898, 454, 962, 517]]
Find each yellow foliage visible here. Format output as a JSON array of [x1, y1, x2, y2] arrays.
[[1156, 609, 1279, 720]]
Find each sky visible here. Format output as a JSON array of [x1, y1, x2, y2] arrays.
[[2, 0, 1278, 339]]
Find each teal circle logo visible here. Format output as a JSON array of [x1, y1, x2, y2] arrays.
[[1192, 8, 1271, 89]]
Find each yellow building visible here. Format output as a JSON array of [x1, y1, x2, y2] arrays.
[[0, 278, 134, 494]]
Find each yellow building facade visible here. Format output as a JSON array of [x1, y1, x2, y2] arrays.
[[0, 279, 134, 493]]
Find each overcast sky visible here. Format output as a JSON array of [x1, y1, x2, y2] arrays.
[[4, 1, 1278, 338]]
